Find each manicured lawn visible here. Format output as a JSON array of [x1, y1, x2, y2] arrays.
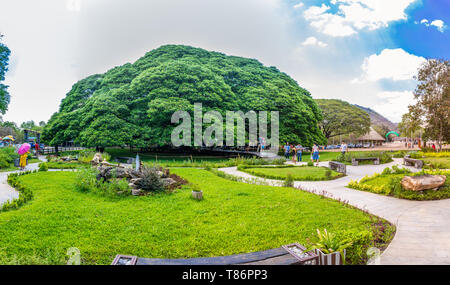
[[348, 170, 450, 200], [42, 161, 90, 169], [238, 166, 344, 181], [106, 148, 233, 163], [0, 169, 393, 264]]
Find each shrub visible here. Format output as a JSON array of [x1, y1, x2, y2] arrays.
[[0, 147, 20, 169], [74, 168, 99, 193], [39, 163, 48, 172], [307, 161, 314, 167], [283, 173, 294, 187], [135, 166, 164, 193], [325, 169, 332, 180]]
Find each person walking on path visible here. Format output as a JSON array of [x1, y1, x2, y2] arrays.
[[311, 143, 320, 166], [341, 142, 348, 156], [295, 144, 303, 163], [35, 141, 40, 155], [19, 151, 29, 171], [291, 144, 297, 163], [432, 143, 436, 152], [283, 143, 290, 159]]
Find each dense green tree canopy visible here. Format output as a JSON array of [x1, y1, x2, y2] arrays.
[[42, 45, 326, 148], [316, 99, 370, 139], [0, 34, 11, 114]]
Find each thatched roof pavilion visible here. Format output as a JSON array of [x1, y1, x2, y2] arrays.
[[356, 127, 385, 145]]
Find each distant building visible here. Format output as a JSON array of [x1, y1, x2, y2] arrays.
[[356, 127, 385, 146]]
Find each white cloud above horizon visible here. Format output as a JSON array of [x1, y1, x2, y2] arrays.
[[304, 0, 416, 37], [302, 36, 327, 47], [373, 91, 416, 122], [352, 48, 426, 82], [293, 2, 304, 9], [418, 18, 447, 32]]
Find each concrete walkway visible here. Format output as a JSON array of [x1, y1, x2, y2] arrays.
[[0, 156, 47, 207], [219, 159, 450, 265]]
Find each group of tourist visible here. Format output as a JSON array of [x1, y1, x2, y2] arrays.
[[283, 142, 349, 166]]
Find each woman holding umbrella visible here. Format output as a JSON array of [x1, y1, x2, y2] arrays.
[[18, 143, 31, 171]]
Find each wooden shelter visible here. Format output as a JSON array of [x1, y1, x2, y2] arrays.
[[356, 127, 385, 146]]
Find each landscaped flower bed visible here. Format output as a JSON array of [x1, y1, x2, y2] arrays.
[[347, 166, 450, 200], [237, 165, 344, 181]]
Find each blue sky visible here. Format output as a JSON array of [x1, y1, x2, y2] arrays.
[[0, 0, 448, 124]]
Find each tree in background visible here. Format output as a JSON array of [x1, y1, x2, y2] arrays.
[[408, 59, 449, 151], [42, 45, 326, 148], [398, 112, 422, 139], [373, 124, 391, 140], [316, 99, 370, 140], [0, 34, 11, 115]]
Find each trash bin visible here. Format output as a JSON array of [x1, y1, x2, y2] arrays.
[[14, 158, 20, 167]]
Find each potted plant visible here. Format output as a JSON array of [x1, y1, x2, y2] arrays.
[[191, 184, 203, 200], [308, 229, 352, 265]]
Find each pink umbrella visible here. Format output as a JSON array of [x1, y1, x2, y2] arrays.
[[18, 143, 31, 155]]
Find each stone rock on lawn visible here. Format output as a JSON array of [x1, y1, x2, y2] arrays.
[[401, 175, 446, 191], [130, 178, 143, 184], [91, 153, 103, 165], [115, 167, 131, 179], [128, 183, 140, 189], [132, 189, 143, 196], [162, 178, 177, 187]]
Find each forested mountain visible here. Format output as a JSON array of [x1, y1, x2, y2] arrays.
[[355, 105, 398, 132], [42, 45, 326, 148]]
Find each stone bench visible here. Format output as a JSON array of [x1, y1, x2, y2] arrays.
[[329, 161, 346, 175], [403, 156, 423, 169], [351, 157, 380, 166]]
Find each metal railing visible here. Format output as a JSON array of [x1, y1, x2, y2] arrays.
[[40, 146, 85, 155]]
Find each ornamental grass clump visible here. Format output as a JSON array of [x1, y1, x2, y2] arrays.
[[308, 229, 353, 265], [135, 166, 164, 193], [283, 173, 294, 187]]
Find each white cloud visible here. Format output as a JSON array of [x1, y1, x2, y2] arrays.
[[304, 0, 416, 37], [430, 20, 446, 32], [293, 2, 304, 9], [418, 18, 447, 32], [302, 36, 327, 47], [373, 91, 415, 122], [353, 48, 426, 82]]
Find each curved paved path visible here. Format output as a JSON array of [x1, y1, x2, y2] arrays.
[[0, 156, 48, 207], [219, 159, 450, 265]]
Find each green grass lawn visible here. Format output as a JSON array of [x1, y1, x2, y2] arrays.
[[41, 161, 90, 169], [0, 169, 393, 265], [238, 166, 344, 181], [106, 148, 233, 163]]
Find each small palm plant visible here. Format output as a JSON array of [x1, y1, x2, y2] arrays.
[[308, 229, 353, 265]]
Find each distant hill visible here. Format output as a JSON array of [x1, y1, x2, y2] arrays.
[[355, 105, 398, 131]]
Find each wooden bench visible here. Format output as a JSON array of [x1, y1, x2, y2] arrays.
[[403, 156, 423, 169], [351, 157, 380, 166], [329, 161, 346, 175], [136, 247, 299, 265]]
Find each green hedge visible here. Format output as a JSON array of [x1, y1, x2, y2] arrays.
[[2, 171, 37, 212]]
